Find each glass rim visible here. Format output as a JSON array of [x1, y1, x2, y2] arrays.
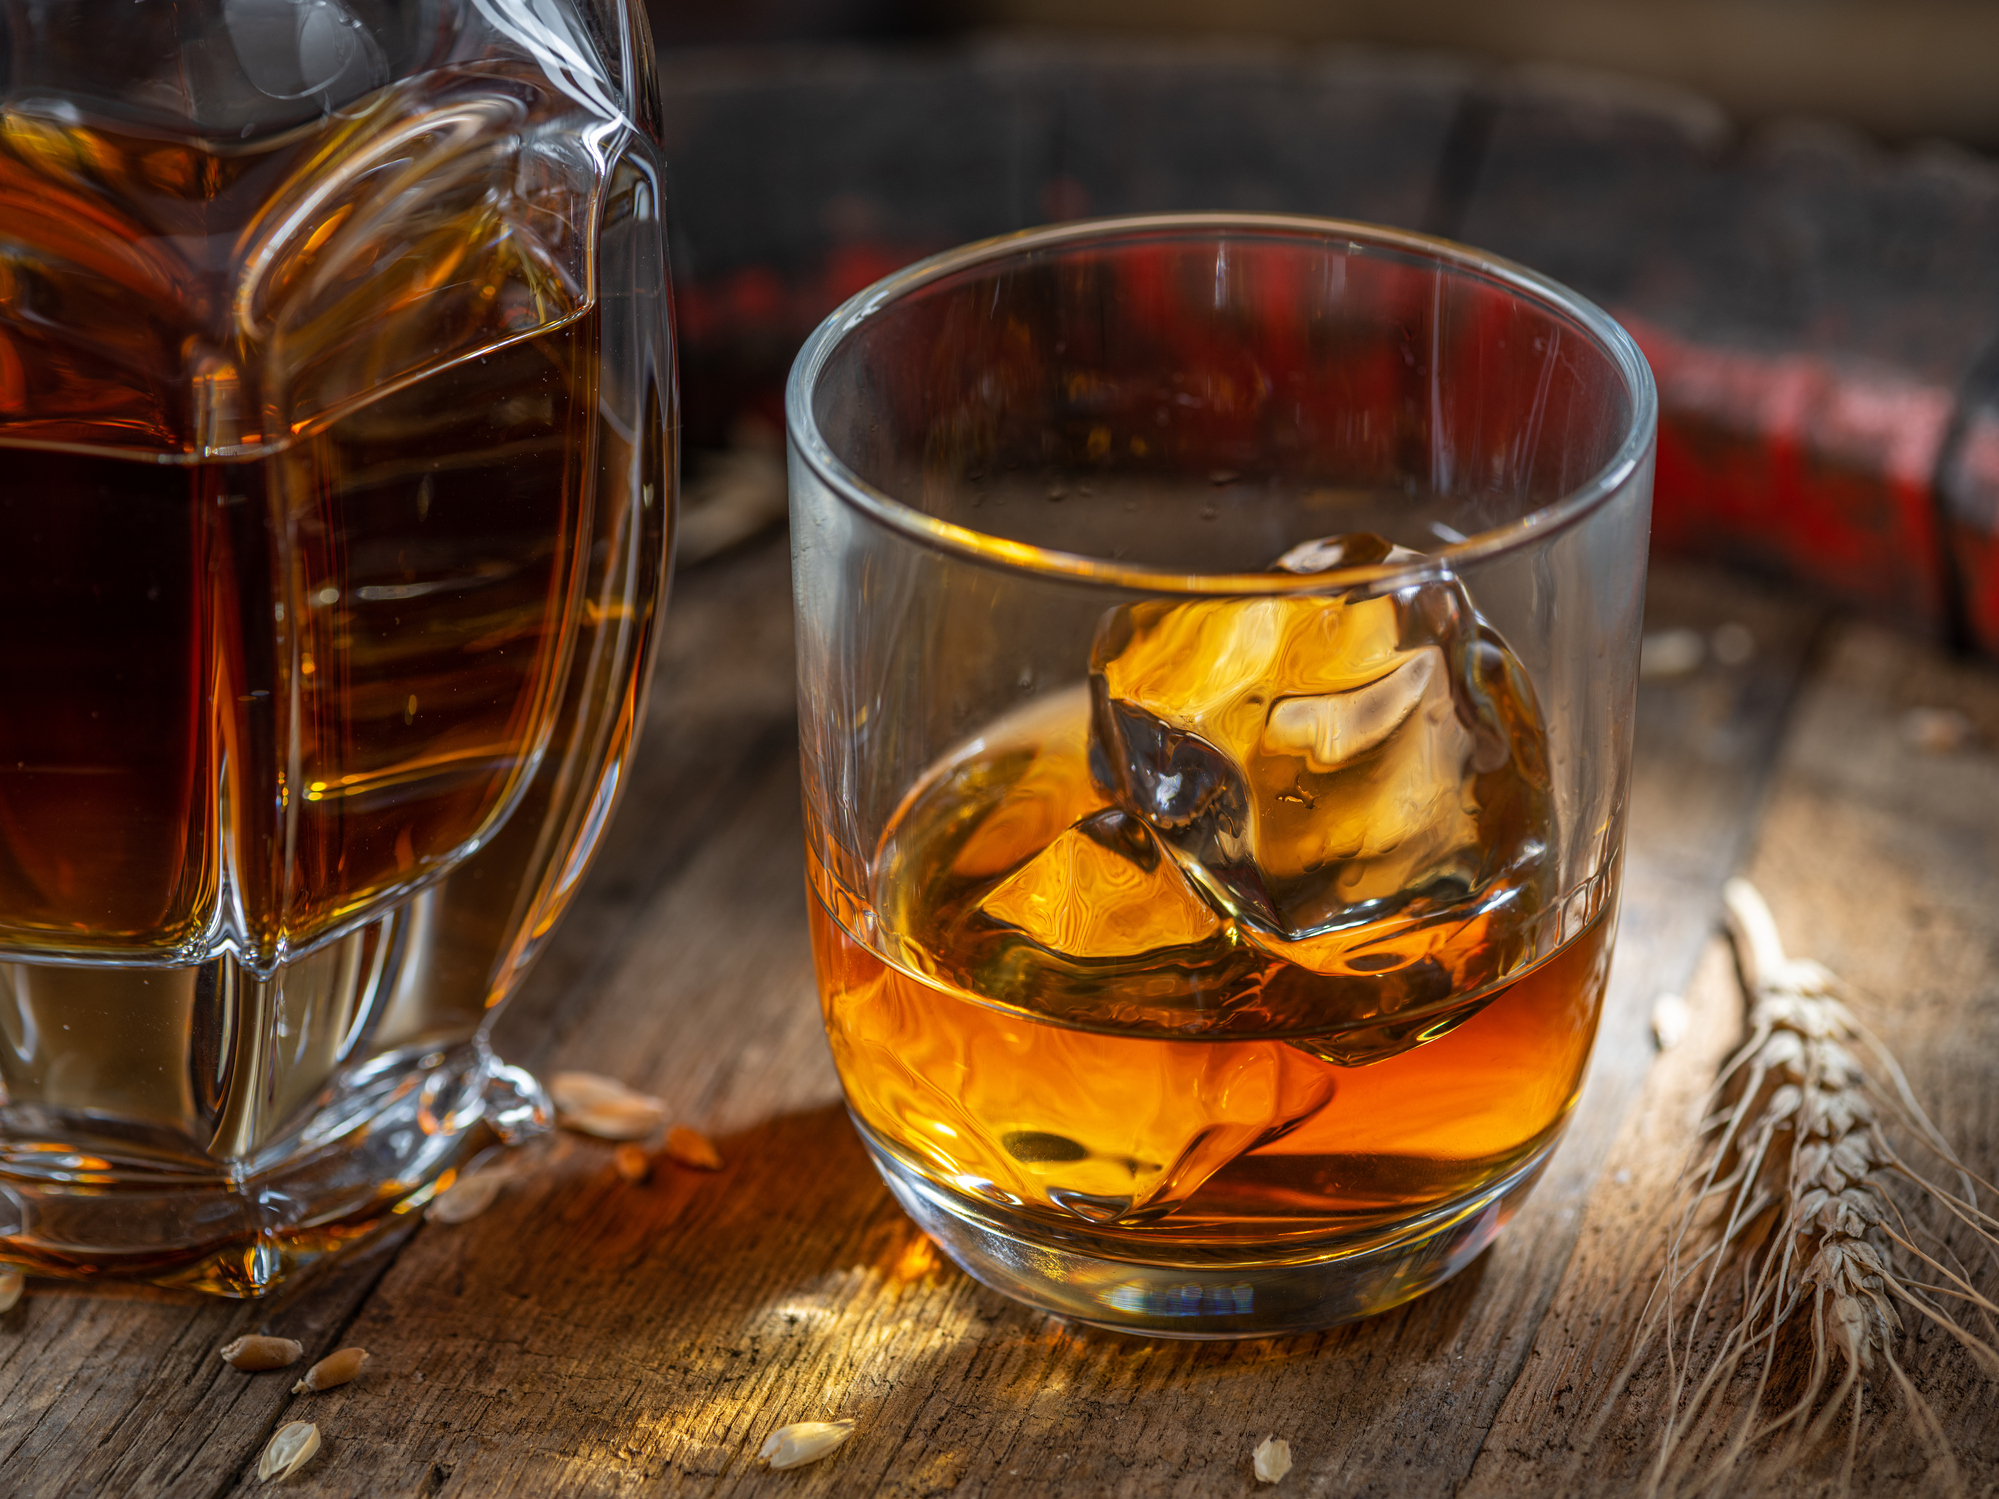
[[784, 212, 1659, 596]]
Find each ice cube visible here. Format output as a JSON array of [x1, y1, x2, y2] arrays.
[[980, 808, 1223, 957], [961, 806, 1270, 1029], [1089, 534, 1550, 945], [871, 693, 1271, 1033]]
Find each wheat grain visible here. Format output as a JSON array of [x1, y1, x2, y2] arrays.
[[1652, 992, 1691, 1051], [662, 1125, 722, 1171], [549, 1071, 667, 1138], [220, 1335, 303, 1370], [1252, 1435, 1293, 1484], [564, 1100, 666, 1140], [293, 1347, 368, 1393], [758, 1419, 855, 1469], [428, 1169, 505, 1223], [258, 1421, 320, 1482], [0, 1269, 25, 1313], [1898, 707, 1974, 755], [547, 1071, 635, 1114]]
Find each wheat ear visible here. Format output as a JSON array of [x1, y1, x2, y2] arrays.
[[1604, 879, 1999, 1499]]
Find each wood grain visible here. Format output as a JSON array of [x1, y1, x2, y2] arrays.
[[10, 543, 1991, 1499], [1467, 617, 1999, 1496], [0, 1225, 411, 1498], [199, 553, 1822, 1499]]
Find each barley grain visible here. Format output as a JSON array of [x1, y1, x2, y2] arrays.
[[564, 1100, 665, 1139], [1899, 706, 1973, 754]]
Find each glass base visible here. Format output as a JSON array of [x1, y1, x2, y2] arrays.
[[0, 1044, 548, 1296], [861, 1117, 1560, 1339]]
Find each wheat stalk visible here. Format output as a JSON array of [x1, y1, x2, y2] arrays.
[[1598, 879, 1999, 1498]]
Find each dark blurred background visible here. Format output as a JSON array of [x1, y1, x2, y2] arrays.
[[649, 0, 1999, 659], [650, 0, 1999, 146], [647, 0, 931, 49]]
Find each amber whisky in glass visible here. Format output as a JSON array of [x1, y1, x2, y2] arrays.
[[790, 216, 1653, 1335]]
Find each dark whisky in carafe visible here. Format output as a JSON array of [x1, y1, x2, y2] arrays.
[[0, 1, 672, 1292]]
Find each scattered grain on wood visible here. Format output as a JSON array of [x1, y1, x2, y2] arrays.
[[0, 1268, 23, 1312], [564, 1101, 666, 1140], [550, 1071, 667, 1138], [549, 1071, 662, 1115], [428, 1170, 505, 1224], [293, 1347, 369, 1393], [1253, 1435, 1293, 1483], [614, 1143, 652, 1183], [257, 1421, 320, 1482], [219, 1335, 303, 1371], [759, 1419, 856, 1470], [662, 1125, 722, 1171]]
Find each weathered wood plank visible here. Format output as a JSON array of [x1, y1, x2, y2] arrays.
[[1524, 567, 1830, 1221], [177, 557, 1827, 1499], [13, 547, 1920, 1499], [1466, 617, 1999, 1496], [0, 1228, 409, 1499]]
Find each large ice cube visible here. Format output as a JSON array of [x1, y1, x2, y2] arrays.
[[980, 808, 1223, 957], [873, 692, 1271, 1033], [960, 806, 1270, 1030], [1089, 535, 1550, 945]]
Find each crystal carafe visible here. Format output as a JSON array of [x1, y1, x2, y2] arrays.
[[0, 0, 674, 1294]]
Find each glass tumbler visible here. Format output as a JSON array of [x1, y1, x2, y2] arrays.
[[790, 215, 1654, 1337], [0, 0, 673, 1294]]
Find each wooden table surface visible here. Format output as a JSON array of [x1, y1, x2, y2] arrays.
[[5, 535, 1996, 1497]]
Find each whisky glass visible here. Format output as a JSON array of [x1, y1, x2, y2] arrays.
[[790, 215, 1654, 1337], [0, 0, 673, 1293]]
